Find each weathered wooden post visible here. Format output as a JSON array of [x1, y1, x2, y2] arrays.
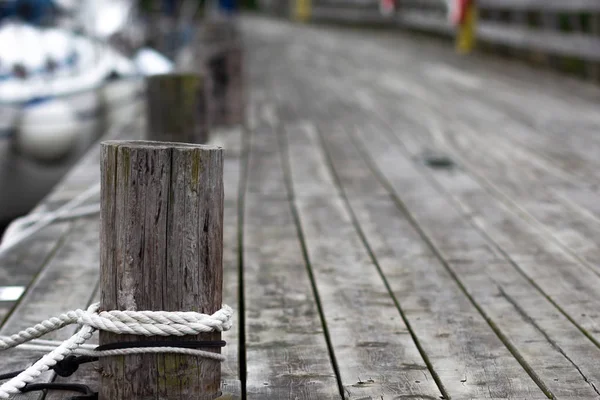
[[100, 140, 224, 399], [146, 73, 210, 143], [197, 20, 245, 127], [591, 14, 600, 81], [224, 30, 245, 126]]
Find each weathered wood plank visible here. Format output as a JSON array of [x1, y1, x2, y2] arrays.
[[312, 35, 600, 282], [341, 58, 600, 383], [307, 37, 600, 392], [289, 104, 586, 398], [0, 222, 71, 323], [282, 121, 443, 399], [387, 102, 600, 274], [0, 217, 102, 400], [344, 120, 600, 398], [245, 104, 288, 198], [241, 99, 339, 399], [353, 113, 600, 390], [220, 127, 243, 391], [254, 21, 600, 390]]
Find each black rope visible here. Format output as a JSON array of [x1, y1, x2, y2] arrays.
[[0, 370, 21, 381], [21, 383, 97, 399], [0, 340, 227, 397], [96, 340, 226, 351], [0, 355, 97, 382], [53, 355, 98, 377]]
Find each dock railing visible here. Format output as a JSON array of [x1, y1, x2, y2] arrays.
[[259, 0, 600, 82]]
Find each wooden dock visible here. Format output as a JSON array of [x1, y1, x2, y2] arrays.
[[2, 14, 600, 399]]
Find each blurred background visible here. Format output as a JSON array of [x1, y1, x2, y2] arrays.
[[0, 0, 598, 236], [0, 0, 253, 235]]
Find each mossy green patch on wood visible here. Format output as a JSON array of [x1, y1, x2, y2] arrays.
[[191, 152, 203, 185], [120, 147, 131, 187]]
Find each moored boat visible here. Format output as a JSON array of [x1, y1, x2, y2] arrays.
[[0, 0, 175, 228]]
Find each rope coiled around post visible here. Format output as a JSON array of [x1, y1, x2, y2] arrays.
[[0, 303, 233, 398]]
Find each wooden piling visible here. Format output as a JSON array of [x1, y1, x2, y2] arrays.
[[197, 20, 245, 127], [146, 73, 209, 143], [99, 140, 224, 400]]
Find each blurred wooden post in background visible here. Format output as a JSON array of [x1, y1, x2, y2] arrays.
[[294, 0, 311, 22], [146, 73, 210, 143], [591, 13, 600, 81], [197, 19, 245, 127], [99, 140, 224, 400]]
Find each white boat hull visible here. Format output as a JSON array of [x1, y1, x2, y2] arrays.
[[0, 77, 144, 225]]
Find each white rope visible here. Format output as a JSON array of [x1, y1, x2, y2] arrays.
[[1, 203, 101, 248], [0, 303, 233, 399], [0, 337, 97, 350], [0, 109, 139, 255], [0, 184, 101, 256], [2, 343, 226, 362], [76, 347, 226, 361]]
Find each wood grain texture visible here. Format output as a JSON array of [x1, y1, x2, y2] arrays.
[[303, 119, 546, 399], [329, 38, 600, 395], [242, 102, 339, 399], [0, 217, 102, 400], [250, 17, 600, 398], [146, 73, 209, 144], [281, 121, 443, 399], [220, 126, 243, 395], [6, 14, 600, 400], [99, 140, 224, 400], [350, 121, 600, 398]]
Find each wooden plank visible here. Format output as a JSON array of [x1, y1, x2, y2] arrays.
[[349, 115, 600, 394], [243, 12, 600, 400], [221, 127, 243, 391], [282, 121, 444, 399], [360, 60, 600, 276], [341, 119, 600, 399], [0, 217, 102, 400], [256, 21, 594, 395], [245, 104, 288, 198], [348, 39, 600, 187], [393, 101, 600, 273], [242, 101, 339, 399], [268, 11, 600, 279], [0, 222, 71, 323], [330, 36, 600, 274], [348, 81, 600, 393], [368, 57, 600, 296]]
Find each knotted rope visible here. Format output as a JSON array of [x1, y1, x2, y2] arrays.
[[0, 303, 233, 398]]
